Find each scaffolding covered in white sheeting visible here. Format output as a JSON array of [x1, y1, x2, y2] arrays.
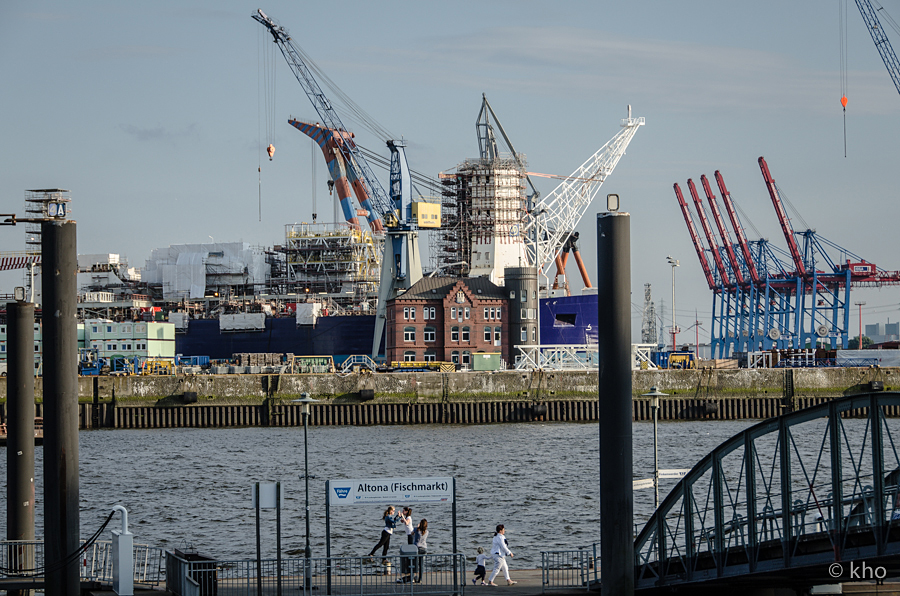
[[143, 242, 267, 300]]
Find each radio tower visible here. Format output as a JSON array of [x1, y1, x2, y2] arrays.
[[641, 283, 658, 344]]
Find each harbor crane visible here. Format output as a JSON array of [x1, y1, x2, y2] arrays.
[[521, 106, 644, 289], [854, 0, 900, 96], [253, 10, 427, 358]]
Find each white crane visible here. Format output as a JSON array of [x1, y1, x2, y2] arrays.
[[522, 107, 644, 280]]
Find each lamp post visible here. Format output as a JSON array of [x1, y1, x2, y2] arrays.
[[855, 301, 866, 347], [666, 256, 679, 352], [641, 386, 669, 509], [293, 393, 319, 583]]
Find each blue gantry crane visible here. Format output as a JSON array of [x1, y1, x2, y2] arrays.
[[674, 157, 900, 358]]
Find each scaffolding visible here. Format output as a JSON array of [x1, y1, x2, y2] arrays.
[[24, 189, 70, 249], [278, 223, 379, 310], [433, 156, 527, 280]]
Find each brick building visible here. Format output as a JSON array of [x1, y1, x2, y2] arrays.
[[385, 277, 509, 366]]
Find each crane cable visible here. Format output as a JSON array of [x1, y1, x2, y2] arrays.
[[840, 0, 849, 157]]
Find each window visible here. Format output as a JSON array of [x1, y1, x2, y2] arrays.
[[464, 307, 470, 319], [92, 326, 98, 333], [491, 307, 497, 320], [495, 307, 502, 320], [404, 351, 417, 362], [34, 343, 40, 353], [424, 326, 436, 342], [462, 351, 471, 365], [423, 307, 429, 320], [107, 326, 113, 333], [424, 351, 436, 362], [484, 326, 492, 342], [462, 326, 470, 342], [404, 307, 410, 320], [404, 327, 416, 342], [521, 327, 527, 342], [510, 291, 516, 300], [451, 326, 459, 342], [532, 327, 536, 341], [521, 292, 527, 303], [107, 343, 115, 351], [451, 351, 460, 364], [451, 307, 457, 320], [410, 307, 416, 320], [483, 307, 489, 320], [429, 307, 436, 319]]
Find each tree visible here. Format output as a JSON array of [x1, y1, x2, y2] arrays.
[[848, 336, 873, 350]]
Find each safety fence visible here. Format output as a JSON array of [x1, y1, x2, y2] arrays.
[[0, 539, 165, 586], [540, 544, 599, 593], [167, 551, 466, 596]]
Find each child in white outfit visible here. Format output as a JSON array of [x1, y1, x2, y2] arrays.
[[473, 547, 488, 585]]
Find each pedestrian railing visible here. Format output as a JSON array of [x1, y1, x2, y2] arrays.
[[0, 539, 165, 586], [167, 551, 466, 596], [540, 544, 599, 593]]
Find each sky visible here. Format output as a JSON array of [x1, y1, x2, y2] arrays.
[[1, 0, 899, 343]]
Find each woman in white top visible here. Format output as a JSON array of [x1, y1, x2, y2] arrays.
[[399, 507, 415, 544], [487, 524, 516, 586]]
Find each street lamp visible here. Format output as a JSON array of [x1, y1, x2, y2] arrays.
[[641, 386, 669, 509], [292, 393, 319, 579], [855, 301, 866, 348], [666, 256, 679, 352]]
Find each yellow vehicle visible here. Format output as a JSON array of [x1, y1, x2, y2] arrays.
[[141, 358, 174, 376]]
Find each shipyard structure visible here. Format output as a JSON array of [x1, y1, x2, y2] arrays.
[[2, 88, 644, 371]]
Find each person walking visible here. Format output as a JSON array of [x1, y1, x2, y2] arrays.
[[413, 519, 428, 583], [487, 524, 516, 586], [367, 506, 399, 559], [399, 507, 415, 544]]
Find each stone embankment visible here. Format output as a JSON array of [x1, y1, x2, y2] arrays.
[[0, 367, 894, 429]]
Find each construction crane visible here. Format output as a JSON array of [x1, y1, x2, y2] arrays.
[[686, 179, 733, 289], [521, 107, 643, 281], [700, 175, 745, 288], [253, 10, 427, 358], [854, 0, 900, 95], [253, 10, 388, 232], [714, 171, 760, 286]]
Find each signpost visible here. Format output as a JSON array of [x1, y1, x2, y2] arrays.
[[324, 477, 456, 595]]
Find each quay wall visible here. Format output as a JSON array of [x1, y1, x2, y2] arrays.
[[0, 367, 895, 429]]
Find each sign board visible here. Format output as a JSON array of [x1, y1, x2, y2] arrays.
[[328, 477, 453, 506], [252, 482, 283, 509], [632, 478, 654, 491], [658, 469, 690, 480]]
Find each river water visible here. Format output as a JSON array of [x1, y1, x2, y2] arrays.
[[0, 418, 889, 567]]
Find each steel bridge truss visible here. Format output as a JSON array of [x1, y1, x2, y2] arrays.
[[635, 392, 900, 590]]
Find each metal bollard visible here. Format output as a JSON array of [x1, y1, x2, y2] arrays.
[[112, 506, 134, 596]]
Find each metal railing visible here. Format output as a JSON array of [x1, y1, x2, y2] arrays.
[[540, 544, 599, 593], [167, 551, 466, 596], [1, 539, 165, 586]]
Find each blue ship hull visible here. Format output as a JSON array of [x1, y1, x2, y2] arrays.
[[174, 295, 598, 360]]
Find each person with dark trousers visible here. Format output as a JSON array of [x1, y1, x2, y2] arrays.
[[399, 507, 414, 544], [367, 506, 399, 559], [413, 519, 428, 583]]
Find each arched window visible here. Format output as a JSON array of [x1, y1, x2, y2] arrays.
[[424, 326, 436, 342], [404, 327, 416, 342], [462, 326, 470, 342], [424, 351, 437, 362], [404, 351, 417, 362], [451, 326, 459, 342], [462, 351, 471, 365], [484, 326, 491, 342], [451, 350, 460, 364]]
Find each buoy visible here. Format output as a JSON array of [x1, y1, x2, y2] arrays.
[[841, 95, 848, 108], [267, 144, 275, 160]]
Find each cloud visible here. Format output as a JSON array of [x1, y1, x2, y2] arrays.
[[348, 26, 897, 116], [119, 123, 199, 143]]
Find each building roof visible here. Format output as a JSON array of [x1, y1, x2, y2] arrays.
[[394, 276, 507, 301]]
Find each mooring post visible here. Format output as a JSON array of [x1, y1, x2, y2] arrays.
[[597, 206, 634, 595], [42, 220, 80, 596], [7, 299, 36, 596]]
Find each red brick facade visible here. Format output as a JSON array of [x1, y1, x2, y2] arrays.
[[385, 279, 508, 366]]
